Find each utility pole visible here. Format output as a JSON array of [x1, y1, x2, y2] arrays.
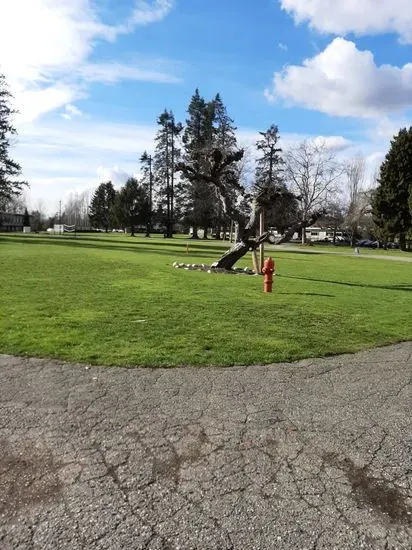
[[59, 200, 62, 234]]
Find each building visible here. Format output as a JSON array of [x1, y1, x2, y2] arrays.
[[0, 212, 25, 232]]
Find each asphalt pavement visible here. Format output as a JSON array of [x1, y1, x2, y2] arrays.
[[0, 344, 411, 549]]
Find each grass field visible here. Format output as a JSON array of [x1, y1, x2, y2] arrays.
[[1, 232, 411, 367]]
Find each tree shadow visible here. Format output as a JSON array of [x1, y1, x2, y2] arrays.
[[271, 249, 329, 256], [0, 234, 229, 254], [0, 235, 222, 259], [278, 292, 335, 297], [278, 274, 412, 292]]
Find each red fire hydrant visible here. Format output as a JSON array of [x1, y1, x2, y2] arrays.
[[262, 257, 275, 293]]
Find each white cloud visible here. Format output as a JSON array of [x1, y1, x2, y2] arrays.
[[0, 0, 177, 122], [16, 85, 84, 124], [266, 38, 412, 118], [238, 129, 352, 151], [61, 103, 84, 120], [96, 166, 137, 188], [80, 62, 181, 84], [66, 104, 83, 116], [121, 0, 174, 28], [373, 116, 412, 141], [278, 42, 288, 51], [313, 136, 352, 152], [280, 0, 412, 43], [19, 120, 156, 154]]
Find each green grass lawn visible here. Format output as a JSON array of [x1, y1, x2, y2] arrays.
[[1, 232, 411, 367]]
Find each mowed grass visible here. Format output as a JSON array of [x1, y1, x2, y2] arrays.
[[1, 233, 411, 367]]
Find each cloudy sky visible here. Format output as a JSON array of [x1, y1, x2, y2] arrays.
[[2, 0, 411, 213]]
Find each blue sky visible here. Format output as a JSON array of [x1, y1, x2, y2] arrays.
[[2, 0, 412, 213]]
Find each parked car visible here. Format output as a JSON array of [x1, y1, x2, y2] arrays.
[[356, 239, 378, 248], [385, 242, 399, 249]]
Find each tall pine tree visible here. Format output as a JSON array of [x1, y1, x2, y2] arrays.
[[255, 125, 283, 193], [254, 125, 297, 233], [212, 93, 239, 238], [182, 89, 217, 238], [89, 182, 116, 232], [0, 74, 26, 205], [153, 110, 182, 237], [140, 151, 153, 237], [373, 128, 412, 250]]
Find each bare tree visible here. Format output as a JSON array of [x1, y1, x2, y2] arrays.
[[343, 156, 365, 245], [63, 190, 90, 228], [0, 192, 26, 213], [284, 140, 344, 243]]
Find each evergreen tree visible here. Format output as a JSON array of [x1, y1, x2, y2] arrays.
[[213, 93, 237, 151], [0, 74, 26, 203], [140, 151, 154, 237], [373, 128, 412, 250], [114, 178, 149, 237], [23, 207, 30, 227], [253, 125, 297, 233], [255, 125, 283, 193], [89, 182, 116, 232], [212, 94, 239, 238], [181, 89, 216, 238], [153, 110, 182, 237]]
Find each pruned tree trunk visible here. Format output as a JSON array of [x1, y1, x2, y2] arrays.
[[212, 241, 252, 269]]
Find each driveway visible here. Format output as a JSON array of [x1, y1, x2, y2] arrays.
[[0, 344, 411, 549]]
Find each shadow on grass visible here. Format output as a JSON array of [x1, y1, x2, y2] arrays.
[[272, 249, 332, 256], [278, 274, 412, 292], [278, 292, 335, 297], [0, 235, 228, 259]]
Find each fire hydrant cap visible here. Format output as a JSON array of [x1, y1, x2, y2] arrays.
[[263, 257, 275, 272]]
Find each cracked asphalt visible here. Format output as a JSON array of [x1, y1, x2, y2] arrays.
[[0, 344, 411, 550]]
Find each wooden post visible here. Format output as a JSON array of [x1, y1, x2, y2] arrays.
[[234, 222, 239, 244], [251, 249, 260, 274], [259, 209, 265, 274]]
